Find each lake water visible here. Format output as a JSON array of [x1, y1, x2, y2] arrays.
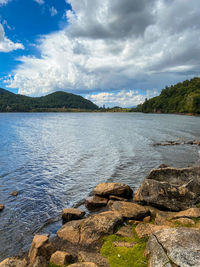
[[0, 112, 200, 260]]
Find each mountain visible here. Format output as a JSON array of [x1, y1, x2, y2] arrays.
[[133, 77, 200, 114], [0, 89, 98, 112]]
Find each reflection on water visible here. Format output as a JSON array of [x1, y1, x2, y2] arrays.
[[0, 112, 199, 260]]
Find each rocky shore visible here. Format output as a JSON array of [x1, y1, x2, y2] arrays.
[[1, 165, 200, 267]]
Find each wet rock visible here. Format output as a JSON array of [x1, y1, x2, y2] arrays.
[[147, 228, 200, 267], [0, 258, 27, 267], [78, 251, 109, 267], [93, 183, 133, 198], [28, 234, 54, 264], [80, 211, 123, 246], [116, 225, 133, 238], [134, 166, 200, 211], [68, 263, 98, 267], [50, 251, 72, 266], [111, 201, 150, 220], [57, 219, 85, 244], [62, 208, 85, 224], [0, 204, 4, 211], [85, 196, 108, 210], [10, 191, 18, 196], [135, 223, 169, 238], [113, 241, 135, 248]]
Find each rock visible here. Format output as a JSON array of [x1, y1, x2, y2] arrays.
[[31, 256, 48, 267], [113, 241, 135, 248], [57, 219, 85, 244], [143, 216, 151, 223], [28, 234, 54, 264], [85, 196, 108, 210], [116, 225, 133, 238], [111, 201, 150, 220], [80, 211, 123, 246], [50, 251, 72, 266], [78, 251, 109, 267], [10, 191, 18, 196], [0, 204, 4, 211], [135, 223, 169, 238], [93, 183, 133, 198], [0, 258, 27, 267], [173, 207, 200, 219], [147, 228, 200, 267], [107, 200, 114, 207], [146, 235, 173, 267], [109, 195, 128, 201], [62, 208, 85, 224], [68, 263, 98, 267], [134, 166, 200, 211], [172, 218, 195, 225]]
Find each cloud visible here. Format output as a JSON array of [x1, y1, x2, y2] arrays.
[[85, 89, 158, 107], [5, 0, 200, 106], [50, 6, 58, 17], [34, 0, 44, 5], [0, 0, 10, 5], [0, 23, 24, 52]]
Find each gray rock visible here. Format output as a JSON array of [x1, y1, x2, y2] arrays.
[[134, 166, 200, 211], [147, 228, 200, 267]]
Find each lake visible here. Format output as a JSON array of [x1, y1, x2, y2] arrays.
[[0, 112, 200, 260]]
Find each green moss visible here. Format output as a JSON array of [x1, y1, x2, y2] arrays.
[[100, 227, 148, 267]]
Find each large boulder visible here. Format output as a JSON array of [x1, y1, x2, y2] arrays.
[[28, 234, 54, 265], [80, 211, 123, 246], [93, 183, 133, 198], [110, 201, 150, 220], [62, 208, 85, 224], [146, 228, 200, 267], [0, 258, 27, 267], [134, 166, 200, 211], [57, 211, 123, 247]]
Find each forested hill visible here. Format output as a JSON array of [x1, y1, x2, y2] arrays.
[[134, 77, 200, 114], [0, 89, 98, 111]]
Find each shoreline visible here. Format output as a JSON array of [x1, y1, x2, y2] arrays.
[[1, 165, 200, 267]]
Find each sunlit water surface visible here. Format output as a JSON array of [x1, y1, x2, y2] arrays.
[[0, 112, 200, 260]]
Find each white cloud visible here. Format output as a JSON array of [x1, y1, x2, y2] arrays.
[[0, 23, 24, 52], [0, 0, 10, 6], [5, 0, 200, 106], [85, 89, 159, 107], [50, 6, 58, 17], [34, 0, 44, 5]]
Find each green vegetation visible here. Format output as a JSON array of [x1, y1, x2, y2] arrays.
[[132, 77, 200, 114], [0, 89, 98, 112], [101, 227, 148, 267]]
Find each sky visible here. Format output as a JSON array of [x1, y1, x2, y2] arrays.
[[0, 0, 200, 107]]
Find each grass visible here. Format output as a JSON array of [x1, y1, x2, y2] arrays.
[[100, 226, 148, 267], [49, 262, 69, 267]]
